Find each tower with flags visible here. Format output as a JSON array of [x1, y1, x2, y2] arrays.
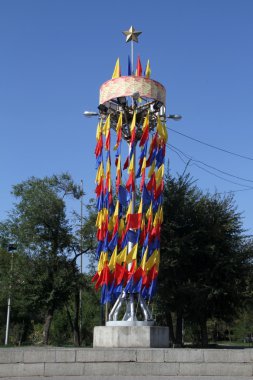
[[92, 26, 167, 326]]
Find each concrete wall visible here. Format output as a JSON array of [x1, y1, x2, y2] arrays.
[[0, 347, 253, 377]]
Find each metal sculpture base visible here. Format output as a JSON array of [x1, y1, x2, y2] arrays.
[[106, 320, 154, 326], [107, 291, 154, 326]]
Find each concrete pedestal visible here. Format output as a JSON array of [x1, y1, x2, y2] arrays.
[[93, 326, 169, 348]]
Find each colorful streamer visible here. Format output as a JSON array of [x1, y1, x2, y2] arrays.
[[92, 111, 167, 304]]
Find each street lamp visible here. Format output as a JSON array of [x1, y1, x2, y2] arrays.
[[5, 244, 17, 345], [167, 114, 182, 121], [83, 111, 99, 117]]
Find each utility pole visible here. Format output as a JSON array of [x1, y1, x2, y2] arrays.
[[79, 180, 84, 342], [5, 244, 16, 345]]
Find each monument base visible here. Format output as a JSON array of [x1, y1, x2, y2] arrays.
[[93, 326, 169, 348]]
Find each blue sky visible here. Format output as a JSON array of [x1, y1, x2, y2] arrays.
[[1, 0, 253, 235]]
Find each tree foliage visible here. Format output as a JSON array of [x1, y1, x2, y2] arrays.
[[157, 173, 252, 346], [0, 174, 84, 344]]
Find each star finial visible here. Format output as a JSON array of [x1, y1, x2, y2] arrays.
[[122, 26, 142, 43]]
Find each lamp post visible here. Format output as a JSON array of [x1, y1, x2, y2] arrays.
[[79, 180, 84, 342], [5, 244, 17, 346]]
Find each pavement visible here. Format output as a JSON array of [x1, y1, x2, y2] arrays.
[[2, 377, 253, 380]]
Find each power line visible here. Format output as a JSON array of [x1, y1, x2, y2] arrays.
[[169, 146, 192, 176], [168, 143, 253, 190], [194, 162, 253, 189], [168, 127, 253, 162], [170, 147, 253, 191], [216, 187, 253, 195], [169, 145, 188, 165], [168, 143, 253, 184]]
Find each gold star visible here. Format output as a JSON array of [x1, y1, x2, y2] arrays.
[[122, 26, 142, 43]]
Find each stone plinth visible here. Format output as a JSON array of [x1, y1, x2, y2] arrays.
[[93, 326, 169, 348]]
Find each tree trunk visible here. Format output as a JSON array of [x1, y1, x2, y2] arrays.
[[73, 290, 80, 346], [200, 319, 208, 347], [175, 313, 183, 346], [43, 310, 54, 345], [18, 320, 25, 346], [66, 305, 74, 331], [166, 312, 175, 344]]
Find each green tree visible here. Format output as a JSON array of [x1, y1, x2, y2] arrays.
[[157, 173, 251, 347], [0, 174, 82, 344]]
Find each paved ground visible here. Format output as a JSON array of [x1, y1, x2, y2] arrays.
[[2, 377, 253, 380]]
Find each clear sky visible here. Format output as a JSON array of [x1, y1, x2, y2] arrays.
[[1, 0, 253, 235]]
